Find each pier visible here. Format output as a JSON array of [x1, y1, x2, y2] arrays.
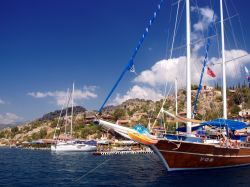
[[93, 150, 154, 156]]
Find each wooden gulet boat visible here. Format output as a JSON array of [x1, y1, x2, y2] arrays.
[[152, 138, 250, 171], [95, 0, 250, 172], [148, 0, 250, 171]]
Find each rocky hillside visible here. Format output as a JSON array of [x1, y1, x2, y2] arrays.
[[0, 106, 96, 144], [0, 85, 249, 145], [103, 99, 156, 115], [38, 106, 86, 121], [102, 85, 250, 122]]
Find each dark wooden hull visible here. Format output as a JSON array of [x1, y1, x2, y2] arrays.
[[153, 139, 250, 171]]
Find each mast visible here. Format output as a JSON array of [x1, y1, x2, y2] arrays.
[[71, 82, 74, 136], [65, 88, 69, 134], [186, 0, 192, 134], [220, 0, 227, 119], [65, 108, 68, 134], [175, 78, 178, 134]]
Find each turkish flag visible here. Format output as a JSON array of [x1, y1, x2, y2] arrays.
[[247, 76, 250, 82], [207, 66, 216, 78]]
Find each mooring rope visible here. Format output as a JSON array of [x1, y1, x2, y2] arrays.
[[73, 158, 111, 183]]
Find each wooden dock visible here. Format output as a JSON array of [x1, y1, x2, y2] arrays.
[[93, 150, 154, 156]]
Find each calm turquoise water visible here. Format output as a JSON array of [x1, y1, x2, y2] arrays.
[[0, 147, 250, 187]]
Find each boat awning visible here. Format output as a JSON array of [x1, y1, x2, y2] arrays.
[[201, 118, 248, 130]]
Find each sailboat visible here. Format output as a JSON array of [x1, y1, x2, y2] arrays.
[[94, 0, 250, 171], [51, 83, 97, 152]]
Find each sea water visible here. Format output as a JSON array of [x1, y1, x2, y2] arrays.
[[0, 147, 249, 187]]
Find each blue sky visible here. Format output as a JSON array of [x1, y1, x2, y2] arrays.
[[0, 0, 250, 124]]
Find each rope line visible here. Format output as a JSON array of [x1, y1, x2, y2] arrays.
[[192, 8, 216, 116], [73, 158, 111, 183], [151, 0, 181, 132], [98, 0, 165, 113]]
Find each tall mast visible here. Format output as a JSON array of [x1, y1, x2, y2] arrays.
[[220, 0, 227, 119], [175, 78, 178, 134], [65, 88, 69, 134], [71, 82, 74, 136], [186, 0, 192, 134]]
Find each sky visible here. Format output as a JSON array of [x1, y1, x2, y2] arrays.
[[1, 0, 250, 124]]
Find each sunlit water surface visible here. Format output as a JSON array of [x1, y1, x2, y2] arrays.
[[0, 148, 250, 187]]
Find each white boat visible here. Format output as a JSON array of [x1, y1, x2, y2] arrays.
[[51, 140, 97, 152], [51, 83, 97, 152]]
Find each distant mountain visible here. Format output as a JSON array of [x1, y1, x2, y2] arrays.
[[0, 106, 89, 143], [0, 122, 24, 130], [38, 106, 86, 121]]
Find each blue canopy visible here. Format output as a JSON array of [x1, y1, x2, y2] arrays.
[[201, 118, 248, 130]]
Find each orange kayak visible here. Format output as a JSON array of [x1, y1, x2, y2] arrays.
[[128, 132, 158, 145]]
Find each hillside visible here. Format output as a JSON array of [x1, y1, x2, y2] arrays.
[[0, 122, 24, 130], [0, 85, 249, 145], [38, 106, 86, 121], [0, 106, 99, 144]]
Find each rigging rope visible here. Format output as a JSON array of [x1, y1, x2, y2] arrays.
[[151, 0, 181, 131], [53, 88, 71, 139], [224, 0, 238, 50], [151, 84, 173, 131], [165, 0, 173, 58], [98, 0, 165, 113], [57, 89, 72, 138], [169, 0, 181, 58], [192, 12, 215, 117], [73, 158, 111, 183]]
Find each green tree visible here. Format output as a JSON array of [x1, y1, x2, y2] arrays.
[[230, 105, 241, 116], [23, 126, 31, 132], [113, 108, 126, 121], [50, 120, 58, 128], [80, 124, 102, 139], [11, 126, 19, 134], [0, 131, 5, 138], [39, 128, 47, 139], [191, 84, 198, 90], [32, 133, 39, 140]]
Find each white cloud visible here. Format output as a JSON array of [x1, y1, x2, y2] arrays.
[[28, 86, 97, 106], [110, 6, 250, 104], [83, 85, 98, 92], [28, 92, 47, 98], [0, 113, 23, 125], [134, 49, 250, 89], [0, 99, 5, 105], [133, 7, 218, 89], [191, 7, 217, 53], [209, 49, 250, 81], [134, 56, 202, 87], [113, 85, 163, 105], [111, 49, 250, 105], [191, 6, 215, 32]]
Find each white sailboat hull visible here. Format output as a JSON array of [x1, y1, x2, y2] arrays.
[[51, 142, 97, 152]]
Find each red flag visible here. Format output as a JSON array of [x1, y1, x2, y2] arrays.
[[207, 67, 216, 78], [247, 76, 250, 82]]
